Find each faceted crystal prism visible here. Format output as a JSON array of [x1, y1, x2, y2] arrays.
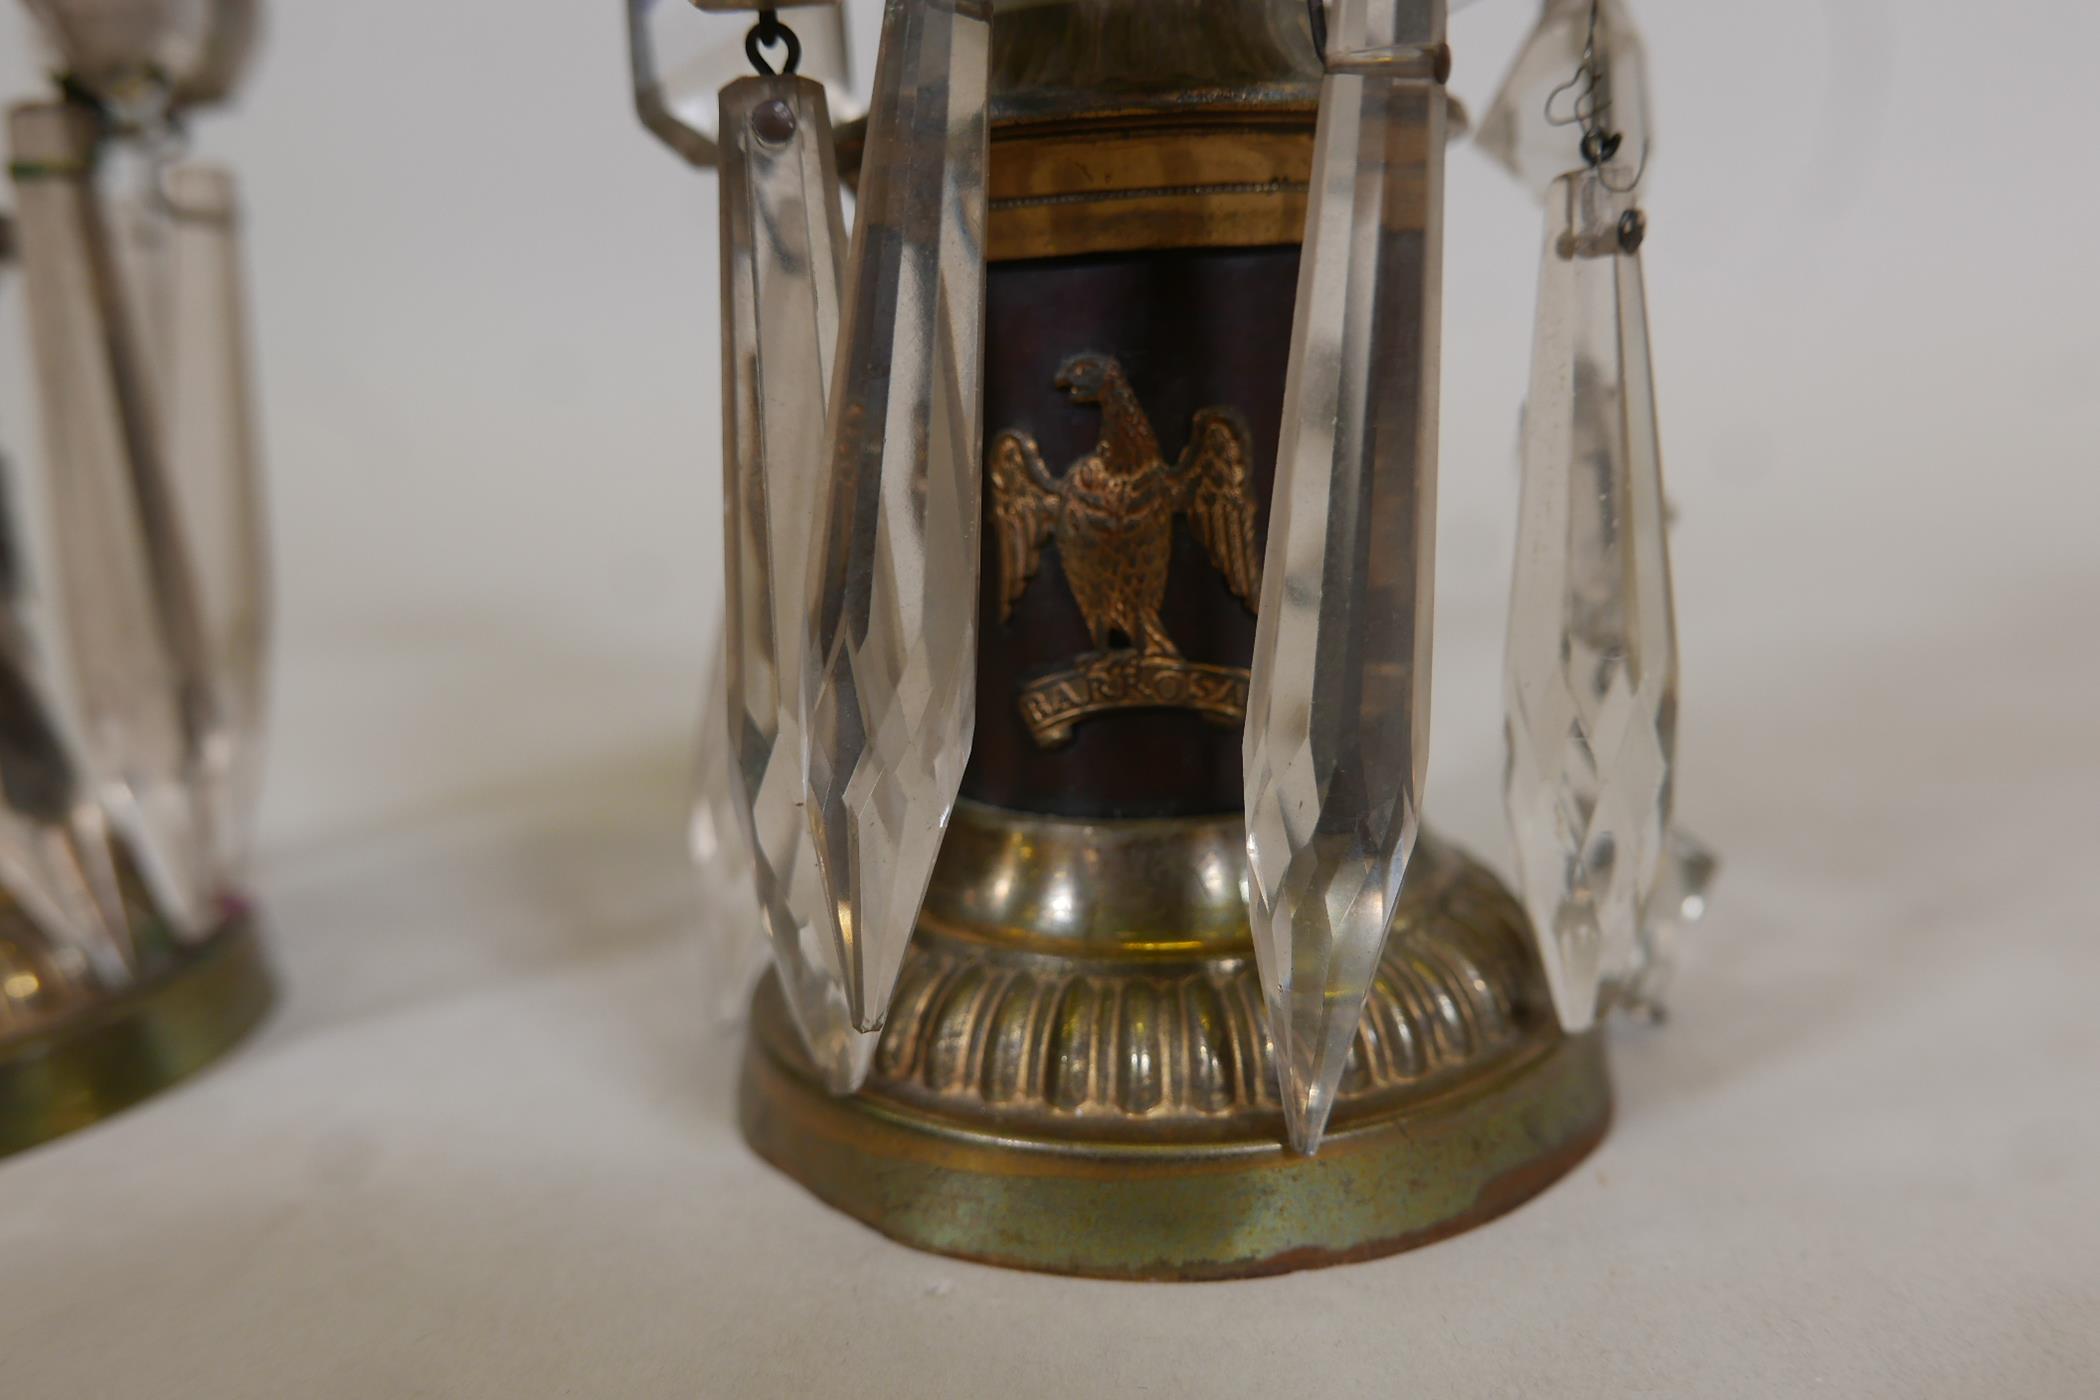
[[1477, 0, 1651, 201], [9, 103, 218, 937], [715, 75, 876, 1086], [802, 0, 989, 1034], [157, 164, 270, 882], [1244, 0, 1447, 1155], [102, 156, 268, 884], [1504, 170, 1677, 1033], [1, 212, 134, 1005], [1614, 825, 1715, 1019]]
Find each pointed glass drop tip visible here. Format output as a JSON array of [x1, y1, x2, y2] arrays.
[[9, 103, 218, 938], [1477, 0, 1652, 201], [716, 74, 878, 1089], [1613, 826, 1717, 1020], [1504, 170, 1677, 1035], [802, 0, 989, 1036], [1244, 0, 1447, 1156]]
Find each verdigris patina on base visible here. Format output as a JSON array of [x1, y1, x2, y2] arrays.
[[0, 910, 272, 1158]]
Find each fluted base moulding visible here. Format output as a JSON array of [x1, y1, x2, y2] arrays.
[[0, 909, 272, 1157], [739, 805, 1609, 1280]]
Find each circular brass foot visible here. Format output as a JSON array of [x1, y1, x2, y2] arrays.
[[738, 809, 1611, 1280], [0, 911, 273, 1158]]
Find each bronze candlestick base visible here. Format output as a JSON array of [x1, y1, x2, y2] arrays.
[[0, 909, 272, 1158], [734, 0, 1611, 1277]]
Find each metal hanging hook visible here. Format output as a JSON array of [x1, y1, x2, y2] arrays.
[[1542, 0, 1601, 130], [1544, 0, 1645, 195], [745, 9, 804, 77]]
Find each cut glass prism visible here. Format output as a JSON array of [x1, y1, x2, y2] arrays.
[[0, 540, 134, 988], [157, 164, 269, 882], [9, 103, 218, 937], [0, 208, 137, 993], [715, 74, 877, 1087], [1615, 825, 1715, 1019], [801, 0, 989, 1036], [103, 155, 269, 885], [1504, 169, 1677, 1033], [1244, 0, 1447, 1155]]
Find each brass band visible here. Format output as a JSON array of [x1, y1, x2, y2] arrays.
[[988, 109, 1315, 260]]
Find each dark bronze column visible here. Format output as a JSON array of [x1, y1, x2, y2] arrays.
[[970, 244, 1297, 817]]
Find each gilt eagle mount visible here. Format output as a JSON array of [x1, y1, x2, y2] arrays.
[[990, 352, 1263, 748]]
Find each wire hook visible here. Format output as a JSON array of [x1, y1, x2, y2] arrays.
[[1544, 0, 1646, 194], [745, 9, 803, 77]]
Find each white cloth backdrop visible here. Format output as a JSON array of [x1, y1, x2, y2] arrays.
[[1, 1, 2095, 1395]]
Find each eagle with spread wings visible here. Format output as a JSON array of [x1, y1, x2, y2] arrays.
[[989, 353, 1261, 657]]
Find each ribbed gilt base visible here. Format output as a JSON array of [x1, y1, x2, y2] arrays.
[[738, 806, 1610, 1280]]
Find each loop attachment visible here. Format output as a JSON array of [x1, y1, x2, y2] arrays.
[[746, 10, 803, 76]]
